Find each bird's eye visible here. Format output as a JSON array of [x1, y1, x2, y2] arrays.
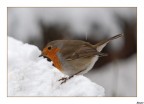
[[47, 45, 52, 50]]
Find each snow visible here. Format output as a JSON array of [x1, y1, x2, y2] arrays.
[[8, 37, 105, 96], [85, 55, 136, 96]]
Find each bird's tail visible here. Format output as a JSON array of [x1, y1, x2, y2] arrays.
[[93, 33, 123, 52]]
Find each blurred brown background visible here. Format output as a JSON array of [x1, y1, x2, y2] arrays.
[[8, 7, 137, 96]]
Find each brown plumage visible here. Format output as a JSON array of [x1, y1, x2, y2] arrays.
[[40, 34, 123, 84]]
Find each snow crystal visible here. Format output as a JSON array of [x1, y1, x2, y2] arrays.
[[8, 37, 105, 96]]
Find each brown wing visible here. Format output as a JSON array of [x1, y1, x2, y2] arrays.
[[66, 44, 99, 60], [57, 40, 98, 61], [55, 40, 107, 61]]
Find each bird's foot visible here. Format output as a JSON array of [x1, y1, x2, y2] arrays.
[[58, 77, 68, 84], [58, 76, 74, 84]]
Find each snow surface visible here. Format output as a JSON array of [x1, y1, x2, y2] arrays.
[[8, 37, 105, 96]]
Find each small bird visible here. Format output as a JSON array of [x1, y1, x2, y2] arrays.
[[40, 34, 123, 84]]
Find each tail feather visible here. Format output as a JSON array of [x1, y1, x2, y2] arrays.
[[94, 34, 123, 52]]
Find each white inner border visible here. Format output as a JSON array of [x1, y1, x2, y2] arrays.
[[0, 0, 143, 104]]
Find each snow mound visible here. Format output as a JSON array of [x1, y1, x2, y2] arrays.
[[8, 37, 105, 96]]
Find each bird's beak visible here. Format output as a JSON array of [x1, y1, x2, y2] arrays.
[[39, 54, 43, 57], [39, 54, 52, 62]]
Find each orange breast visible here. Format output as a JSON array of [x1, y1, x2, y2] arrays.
[[42, 47, 62, 71]]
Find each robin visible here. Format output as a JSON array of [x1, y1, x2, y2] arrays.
[[40, 34, 123, 84]]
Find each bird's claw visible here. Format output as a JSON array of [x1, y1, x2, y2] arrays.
[[58, 77, 68, 84], [58, 76, 74, 84]]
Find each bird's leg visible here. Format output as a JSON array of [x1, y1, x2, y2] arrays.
[[68, 75, 74, 79], [58, 77, 68, 84], [58, 77, 68, 81], [58, 70, 84, 84], [58, 76, 74, 84], [58, 75, 74, 81]]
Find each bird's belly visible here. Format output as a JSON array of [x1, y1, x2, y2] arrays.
[[80, 55, 99, 75], [61, 55, 99, 76]]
